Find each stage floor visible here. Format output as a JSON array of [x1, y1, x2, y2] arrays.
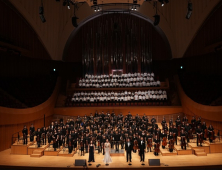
[[1, 148, 222, 169]]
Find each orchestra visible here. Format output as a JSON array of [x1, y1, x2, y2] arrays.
[[21, 113, 218, 159]]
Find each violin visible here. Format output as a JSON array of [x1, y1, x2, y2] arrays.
[[162, 137, 167, 147]]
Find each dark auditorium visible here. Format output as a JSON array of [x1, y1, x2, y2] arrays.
[[1, 0, 222, 170]]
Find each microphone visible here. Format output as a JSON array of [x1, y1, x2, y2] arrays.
[[96, 164, 101, 168]]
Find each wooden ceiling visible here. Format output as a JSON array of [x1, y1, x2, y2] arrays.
[[3, 0, 222, 60]]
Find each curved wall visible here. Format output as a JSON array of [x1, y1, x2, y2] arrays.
[[0, 77, 61, 151], [175, 75, 222, 132]]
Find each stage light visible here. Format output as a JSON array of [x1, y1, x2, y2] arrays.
[[131, 6, 134, 10], [134, 6, 137, 10], [180, 66, 183, 69], [67, 1, 70, 9], [72, 16, 78, 27], [186, 2, 192, 19], [94, 7, 96, 12], [93, 0, 97, 5], [39, 6, 44, 15], [97, 7, 100, 11], [161, 2, 164, 7], [39, 14, 46, 23], [153, 14, 160, 26], [53, 69, 56, 72], [63, 0, 67, 6]]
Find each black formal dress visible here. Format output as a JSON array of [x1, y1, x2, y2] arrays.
[[125, 141, 132, 162], [88, 144, 95, 162]]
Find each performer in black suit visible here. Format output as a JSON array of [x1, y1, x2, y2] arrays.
[[22, 125, 28, 145], [196, 126, 203, 146], [125, 138, 133, 162], [29, 124, 35, 142], [67, 134, 73, 154], [139, 137, 146, 162], [36, 128, 42, 148]]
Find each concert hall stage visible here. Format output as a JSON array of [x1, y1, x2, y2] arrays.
[[1, 148, 222, 170]]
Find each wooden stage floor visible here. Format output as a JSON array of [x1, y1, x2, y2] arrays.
[[1, 148, 222, 170]]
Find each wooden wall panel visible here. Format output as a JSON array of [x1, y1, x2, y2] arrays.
[[0, 0, 50, 60], [0, 78, 60, 151], [184, 3, 222, 57], [175, 75, 222, 132], [54, 106, 183, 117]]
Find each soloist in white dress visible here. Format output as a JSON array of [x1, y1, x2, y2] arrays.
[[103, 142, 112, 163]]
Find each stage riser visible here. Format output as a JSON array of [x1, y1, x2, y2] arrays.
[[28, 145, 48, 155], [44, 151, 59, 156], [205, 141, 222, 153], [11, 145, 28, 155], [177, 150, 193, 155]]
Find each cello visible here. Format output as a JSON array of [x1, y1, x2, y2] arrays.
[[154, 143, 160, 153], [147, 138, 152, 149], [168, 139, 174, 151], [162, 137, 167, 147], [133, 140, 138, 151], [197, 134, 203, 144]]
